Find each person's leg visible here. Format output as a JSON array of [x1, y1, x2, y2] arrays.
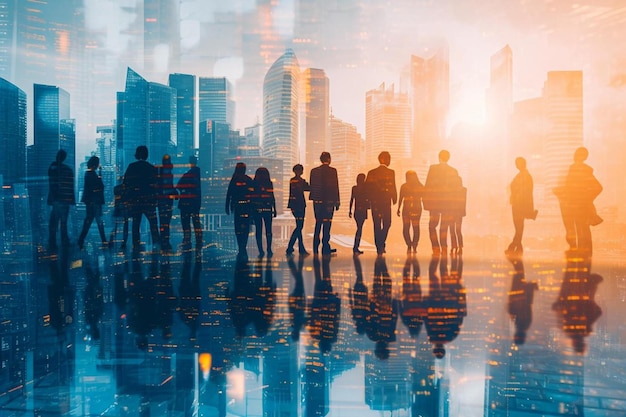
[[158, 203, 173, 249], [59, 204, 70, 245], [439, 213, 452, 251], [192, 211, 203, 250], [287, 210, 298, 252], [380, 206, 392, 251], [354, 216, 364, 252], [411, 217, 420, 251], [49, 204, 59, 247], [94, 205, 107, 243], [265, 212, 273, 256], [78, 204, 96, 247], [455, 217, 463, 251], [122, 217, 129, 248], [294, 210, 306, 252], [575, 213, 592, 254], [254, 213, 264, 255], [429, 211, 441, 251], [132, 210, 142, 248], [402, 216, 411, 249], [321, 204, 333, 253], [449, 220, 458, 252], [313, 203, 322, 254], [181, 211, 191, 248], [371, 206, 382, 253], [147, 206, 160, 248]]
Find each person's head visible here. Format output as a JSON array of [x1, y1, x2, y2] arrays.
[[254, 167, 271, 184], [135, 145, 149, 161], [320, 151, 331, 164], [356, 173, 366, 185], [233, 162, 246, 177], [574, 146, 589, 163], [439, 149, 450, 163], [378, 151, 391, 166], [162, 154, 172, 166], [515, 157, 527, 170], [55, 149, 67, 164], [433, 343, 446, 359], [405, 170, 418, 183], [292, 163, 303, 176], [189, 155, 198, 167], [87, 155, 100, 171]]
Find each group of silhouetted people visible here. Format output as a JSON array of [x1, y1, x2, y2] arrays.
[[47, 145, 203, 254]]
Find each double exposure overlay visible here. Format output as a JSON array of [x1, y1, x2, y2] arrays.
[[1, 1, 626, 416]]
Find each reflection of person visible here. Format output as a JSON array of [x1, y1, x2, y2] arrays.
[[48, 149, 75, 249], [83, 257, 103, 340], [366, 256, 398, 359], [287, 255, 306, 340], [552, 251, 603, 353], [308, 255, 340, 353], [286, 164, 310, 256], [397, 170, 423, 254], [366, 151, 397, 255], [225, 162, 255, 258], [349, 254, 369, 335], [449, 174, 466, 255], [424, 150, 458, 255], [400, 254, 424, 338], [178, 253, 202, 341], [122, 145, 160, 251], [252, 259, 276, 336], [252, 167, 277, 258], [309, 152, 340, 255], [349, 173, 369, 254], [506, 253, 538, 345], [157, 154, 178, 252], [77, 156, 108, 250], [506, 157, 537, 255], [177, 156, 202, 253], [555, 147, 603, 254]]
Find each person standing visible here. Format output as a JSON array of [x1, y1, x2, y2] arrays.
[[349, 173, 369, 255], [48, 149, 75, 249], [366, 151, 397, 255], [225, 162, 255, 257], [122, 145, 160, 252], [77, 156, 107, 249], [252, 167, 277, 257], [157, 154, 178, 252], [309, 152, 340, 255], [109, 179, 129, 251], [506, 157, 537, 255], [177, 155, 202, 253], [286, 164, 310, 256], [396, 170, 423, 254], [449, 174, 467, 255], [424, 150, 459, 255]]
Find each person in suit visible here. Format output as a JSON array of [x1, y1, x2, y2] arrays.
[[286, 164, 310, 256], [48, 149, 76, 249], [309, 152, 340, 255], [177, 155, 202, 254], [122, 145, 160, 252], [225, 162, 255, 258], [77, 155, 107, 249], [349, 173, 369, 254], [157, 154, 178, 252], [506, 157, 537, 255], [366, 151, 397, 255], [424, 150, 459, 255]]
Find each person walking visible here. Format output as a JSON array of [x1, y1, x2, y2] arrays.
[[449, 174, 466, 255], [177, 155, 202, 253], [286, 164, 310, 256], [48, 149, 75, 250], [122, 145, 160, 252], [77, 156, 107, 249], [397, 170, 423, 254], [366, 151, 397, 255], [157, 154, 178, 252], [252, 167, 276, 258], [109, 178, 129, 251], [506, 157, 537, 255], [225, 162, 255, 258], [309, 152, 340, 255], [349, 173, 369, 255]]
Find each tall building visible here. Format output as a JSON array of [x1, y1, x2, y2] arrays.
[[169, 73, 196, 162], [262, 49, 300, 208], [410, 43, 449, 157], [365, 83, 411, 165], [0, 2, 14, 79], [241, 122, 262, 157], [199, 120, 231, 179], [143, 0, 180, 77], [117, 67, 177, 170], [302, 68, 330, 170], [0, 78, 26, 185], [486, 45, 513, 125], [199, 77, 235, 127]]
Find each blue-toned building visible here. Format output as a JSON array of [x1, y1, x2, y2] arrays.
[[0, 78, 27, 185], [168, 73, 195, 163], [198, 77, 234, 128]]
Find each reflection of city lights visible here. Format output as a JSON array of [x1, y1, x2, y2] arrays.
[[198, 353, 212, 380], [226, 368, 245, 401]]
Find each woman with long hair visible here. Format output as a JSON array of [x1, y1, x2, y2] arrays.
[[252, 167, 277, 257], [225, 162, 255, 257], [397, 170, 424, 253]]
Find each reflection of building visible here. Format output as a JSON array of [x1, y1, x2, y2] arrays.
[[169, 73, 196, 162], [0, 78, 26, 185], [302, 68, 330, 170], [364, 350, 412, 412]]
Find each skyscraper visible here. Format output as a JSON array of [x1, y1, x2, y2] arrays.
[[486, 45, 513, 125], [199, 77, 235, 128], [144, 0, 180, 77], [169, 73, 196, 162], [0, 78, 26, 185], [302, 68, 330, 170], [262, 49, 300, 208], [410, 43, 449, 157]]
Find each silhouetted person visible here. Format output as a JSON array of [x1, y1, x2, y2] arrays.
[[397, 170, 423, 254], [122, 145, 160, 252], [178, 252, 202, 341], [127, 255, 159, 350], [157, 154, 178, 252], [286, 164, 310, 256], [555, 147, 603, 254], [425, 150, 459, 255], [154, 257, 176, 339], [48, 149, 75, 249], [109, 179, 129, 251], [349, 254, 369, 335], [308, 255, 340, 353], [424, 254, 467, 358], [309, 152, 340, 255], [552, 251, 602, 353], [506, 157, 537, 255], [366, 256, 398, 359], [77, 156, 107, 250], [506, 253, 538, 345], [287, 255, 306, 340], [177, 155, 202, 253], [400, 254, 424, 338], [366, 151, 397, 255], [349, 173, 369, 254], [228, 255, 255, 337], [449, 174, 466, 255], [225, 162, 255, 258], [252, 167, 276, 257]]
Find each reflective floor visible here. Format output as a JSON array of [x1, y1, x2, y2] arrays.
[[1, 241, 625, 417]]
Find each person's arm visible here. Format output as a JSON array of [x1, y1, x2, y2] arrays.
[[349, 187, 355, 218], [397, 186, 404, 217], [225, 182, 232, 215], [334, 169, 340, 210], [391, 172, 398, 205], [271, 182, 277, 217]]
